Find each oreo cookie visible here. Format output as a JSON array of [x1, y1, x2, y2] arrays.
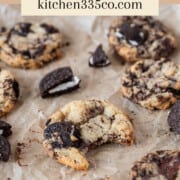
[[39, 67, 81, 98], [0, 136, 11, 162], [168, 101, 180, 134], [0, 121, 12, 137], [89, 44, 111, 68]]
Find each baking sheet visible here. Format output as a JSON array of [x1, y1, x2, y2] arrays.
[[0, 4, 180, 180]]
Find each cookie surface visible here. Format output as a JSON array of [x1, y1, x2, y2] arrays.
[[130, 150, 180, 180], [43, 100, 134, 170], [108, 16, 177, 63], [0, 69, 19, 117], [121, 58, 180, 110], [168, 101, 180, 134], [0, 22, 62, 69]]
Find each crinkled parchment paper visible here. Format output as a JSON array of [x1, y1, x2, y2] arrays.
[[0, 4, 180, 180]]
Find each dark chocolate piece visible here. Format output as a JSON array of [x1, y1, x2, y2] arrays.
[[0, 136, 11, 162], [168, 101, 180, 134], [41, 23, 59, 34], [11, 23, 32, 37], [89, 44, 111, 68], [39, 67, 81, 98], [118, 23, 148, 46], [0, 121, 12, 137], [12, 80, 20, 98], [44, 121, 82, 148]]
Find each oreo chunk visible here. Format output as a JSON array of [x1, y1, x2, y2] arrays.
[[39, 67, 81, 98], [11, 23, 32, 37], [0, 136, 11, 162], [116, 23, 148, 46], [44, 121, 82, 148], [0, 121, 12, 137], [168, 101, 180, 134], [89, 44, 111, 68]]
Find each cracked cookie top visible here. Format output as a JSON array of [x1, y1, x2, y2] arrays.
[[121, 58, 180, 110]]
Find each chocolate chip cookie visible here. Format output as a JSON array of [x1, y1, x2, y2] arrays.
[[168, 101, 180, 134], [0, 69, 19, 117], [121, 58, 180, 110], [0, 22, 62, 69], [108, 16, 177, 63], [43, 100, 134, 170], [130, 150, 180, 180]]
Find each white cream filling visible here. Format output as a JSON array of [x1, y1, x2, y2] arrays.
[[89, 57, 110, 66], [48, 76, 80, 94]]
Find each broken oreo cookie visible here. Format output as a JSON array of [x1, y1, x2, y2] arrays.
[[39, 67, 81, 98], [0, 120, 12, 137], [0, 136, 11, 162], [168, 101, 180, 134], [89, 44, 111, 68]]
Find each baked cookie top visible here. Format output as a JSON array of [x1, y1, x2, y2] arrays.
[[121, 58, 180, 110], [0, 22, 62, 69], [0, 69, 19, 117], [130, 150, 180, 180], [43, 100, 134, 170], [108, 16, 177, 63]]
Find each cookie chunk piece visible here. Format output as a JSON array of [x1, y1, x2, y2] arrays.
[[0, 120, 12, 137], [108, 16, 177, 63], [89, 44, 111, 67], [0, 136, 11, 162], [39, 67, 81, 98], [121, 58, 180, 110], [0, 69, 19, 117], [43, 100, 134, 170], [168, 101, 180, 134], [130, 150, 180, 180], [0, 22, 62, 69]]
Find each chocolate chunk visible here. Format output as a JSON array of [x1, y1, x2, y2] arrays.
[[12, 80, 19, 98], [0, 136, 11, 162], [11, 23, 32, 37], [168, 101, 180, 134], [0, 27, 6, 33], [39, 67, 81, 98], [41, 23, 59, 34], [117, 23, 148, 46], [0, 121, 12, 137], [89, 44, 111, 68], [44, 121, 82, 148]]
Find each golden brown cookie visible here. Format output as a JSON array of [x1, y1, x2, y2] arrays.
[[0, 69, 19, 117], [121, 58, 180, 110], [0, 23, 62, 69], [108, 16, 177, 63], [130, 150, 180, 180], [43, 100, 134, 170]]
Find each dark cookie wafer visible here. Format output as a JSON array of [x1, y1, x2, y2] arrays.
[[168, 101, 180, 134], [131, 150, 180, 180], [89, 44, 111, 67], [0, 22, 62, 69], [0, 136, 11, 162], [108, 16, 177, 63], [121, 58, 180, 110], [0, 120, 12, 137], [39, 67, 80, 98]]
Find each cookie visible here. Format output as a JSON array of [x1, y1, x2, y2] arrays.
[[108, 16, 177, 63], [39, 67, 81, 98], [0, 136, 11, 162], [0, 120, 12, 137], [168, 101, 180, 134], [43, 100, 134, 170], [130, 150, 180, 180], [0, 69, 19, 117], [89, 44, 111, 67], [121, 58, 180, 110], [0, 22, 62, 69]]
